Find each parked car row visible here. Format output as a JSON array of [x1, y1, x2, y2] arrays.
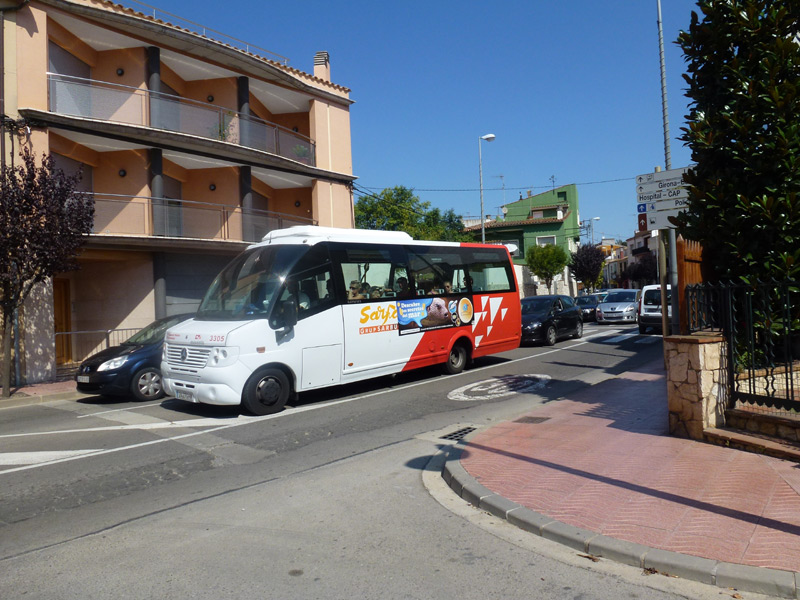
[[75, 285, 674, 402]]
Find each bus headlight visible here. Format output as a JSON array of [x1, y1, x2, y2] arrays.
[[210, 346, 239, 367]]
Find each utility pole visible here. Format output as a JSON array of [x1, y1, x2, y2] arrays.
[[657, 0, 680, 336]]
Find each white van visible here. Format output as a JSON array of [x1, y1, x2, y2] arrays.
[[638, 284, 671, 334]]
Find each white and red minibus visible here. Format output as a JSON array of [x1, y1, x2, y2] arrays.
[[162, 226, 521, 415]]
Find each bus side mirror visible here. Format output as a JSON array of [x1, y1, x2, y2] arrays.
[[274, 299, 298, 341], [282, 299, 298, 329]]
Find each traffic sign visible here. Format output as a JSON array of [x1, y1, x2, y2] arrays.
[[647, 210, 680, 230], [635, 167, 688, 185], [635, 167, 691, 231]]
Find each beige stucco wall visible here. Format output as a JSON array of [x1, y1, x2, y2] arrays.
[[312, 181, 353, 229], [16, 4, 48, 112], [71, 252, 155, 332]]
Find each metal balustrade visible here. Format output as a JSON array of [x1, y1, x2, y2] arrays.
[[48, 74, 315, 166], [88, 193, 315, 243]]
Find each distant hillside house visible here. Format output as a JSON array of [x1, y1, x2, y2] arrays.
[[465, 185, 580, 297]]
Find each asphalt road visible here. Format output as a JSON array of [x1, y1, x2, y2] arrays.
[[0, 324, 753, 599]]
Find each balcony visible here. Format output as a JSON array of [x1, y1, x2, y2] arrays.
[[48, 74, 315, 166], [89, 193, 316, 243], [631, 246, 651, 256]]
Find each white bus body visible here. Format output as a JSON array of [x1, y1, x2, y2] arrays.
[[162, 226, 521, 415]]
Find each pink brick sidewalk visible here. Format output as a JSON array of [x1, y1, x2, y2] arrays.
[[461, 362, 800, 572]]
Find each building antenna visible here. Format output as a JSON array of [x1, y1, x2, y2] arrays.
[[549, 175, 556, 190], [493, 175, 506, 206]]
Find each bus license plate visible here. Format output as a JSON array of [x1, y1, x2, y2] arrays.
[[176, 390, 194, 402], [77, 376, 90, 383]]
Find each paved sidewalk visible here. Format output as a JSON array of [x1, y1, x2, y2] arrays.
[[0, 379, 87, 408], [443, 359, 800, 598]]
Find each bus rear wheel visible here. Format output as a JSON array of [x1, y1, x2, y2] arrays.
[[444, 342, 468, 375], [242, 367, 290, 415]]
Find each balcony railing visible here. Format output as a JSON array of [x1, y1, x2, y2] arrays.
[[88, 193, 316, 243], [48, 74, 315, 166]]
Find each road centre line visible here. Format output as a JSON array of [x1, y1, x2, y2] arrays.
[[0, 328, 624, 475]]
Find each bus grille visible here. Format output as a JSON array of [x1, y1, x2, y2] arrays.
[[165, 345, 211, 369]]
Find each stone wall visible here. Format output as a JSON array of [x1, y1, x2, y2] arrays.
[[665, 333, 728, 440]]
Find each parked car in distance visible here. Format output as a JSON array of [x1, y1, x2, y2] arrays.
[[638, 284, 671, 334], [575, 294, 600, 321], [596, 289, 641, 325], [521, 295, 583, 345], [76, 313, 194, 401]]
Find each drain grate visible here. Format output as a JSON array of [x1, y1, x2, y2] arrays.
[[514, 416, 551, 424], [440, 426, 477, 441]]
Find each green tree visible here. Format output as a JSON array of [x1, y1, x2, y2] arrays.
[[1, 148, 94, 396], [525, 244, 569, 294], [355, 186, 470, 242], [569, 244, 605, 291], [676, 0, 800, 282]]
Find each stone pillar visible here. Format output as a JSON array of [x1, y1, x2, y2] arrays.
[[664, 333, 728, 440]]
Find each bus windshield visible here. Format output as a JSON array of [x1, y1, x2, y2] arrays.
[[196, 245, 307, 321]]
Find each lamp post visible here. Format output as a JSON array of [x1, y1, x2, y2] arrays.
[[478, 133, 495, 243], [590, 216, 600, 245]]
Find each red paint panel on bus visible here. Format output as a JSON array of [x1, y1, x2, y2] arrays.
[[402, 291, 521, 371]]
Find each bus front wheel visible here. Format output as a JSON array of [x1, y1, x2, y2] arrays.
[[444, 342, 468, 375], [242, 367, 290, 416]]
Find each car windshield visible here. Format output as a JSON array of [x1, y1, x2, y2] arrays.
[[521, 298, 553, 314], [604, 291, 637, 303], [196, 245, 307, 321], [644, 288, 671, 305], [575, 296, 597, 306], [123, 314, 191, 345]]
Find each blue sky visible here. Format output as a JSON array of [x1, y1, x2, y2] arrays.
[[124, 0, 700, 242]]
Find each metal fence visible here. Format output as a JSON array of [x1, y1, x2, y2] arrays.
[[55, 328, 140, 379], [687, 280, 800, 417], [48, 74, 315, 166], [89, 193, 316, 243]]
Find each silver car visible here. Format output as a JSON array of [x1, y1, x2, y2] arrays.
[[596, 289, 641, 324]]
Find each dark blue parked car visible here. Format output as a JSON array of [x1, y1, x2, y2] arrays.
[[76, 313, 194, 401], [521, 295, 583, 346]]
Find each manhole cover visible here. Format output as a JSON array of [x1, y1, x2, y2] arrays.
[[447, 374, 551, 402]]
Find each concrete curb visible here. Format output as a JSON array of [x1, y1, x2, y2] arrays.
[[442, 440, 800, 599], [0, 391, 89, 410]]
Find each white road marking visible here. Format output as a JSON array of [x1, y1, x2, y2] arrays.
[[0, 450, 102, 465], [635, 336, 662, 344], [0, 328, 632, 476], [447, 374, 551, 401]]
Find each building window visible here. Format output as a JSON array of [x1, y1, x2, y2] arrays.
[[536, 236, 556, 247]]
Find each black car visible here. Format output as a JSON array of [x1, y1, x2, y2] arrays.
[[521, 295, 583, 346], [574, 294, 600, 322], [76, 313, 194, 401]]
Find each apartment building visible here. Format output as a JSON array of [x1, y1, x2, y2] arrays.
[[2, 0, 355, 383]]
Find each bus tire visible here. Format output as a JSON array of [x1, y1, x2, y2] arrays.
[[444, 342, 468, 375], [242, 367, 290, 416]]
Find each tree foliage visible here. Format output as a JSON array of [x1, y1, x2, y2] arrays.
[[525, 244, 569, 294], [624, 252, 658, 287], [1, 148, 94, 395], [569, 244, 605, 290], [676, 0, 800, 282], [354, 186, 470, 242]]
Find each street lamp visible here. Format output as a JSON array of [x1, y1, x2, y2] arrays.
[[590, 216, 600, 244], [478, 133, 495, 243]]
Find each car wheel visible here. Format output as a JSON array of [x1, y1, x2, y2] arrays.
[[242, 367, 290, 415], [444, 342, 468, 375], [545, 326, 557, 346], [573, 320, 583, 339], [131, 367, 165, 401]]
